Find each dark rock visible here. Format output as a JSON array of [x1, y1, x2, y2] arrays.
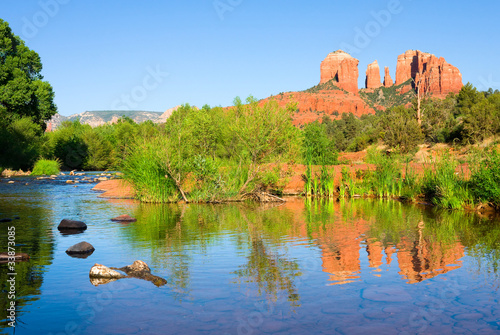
[[66, 241, 95, 255], [111, 214, 137, 222], [58, 219, 87, 230], [0, 252, 30, 263], [0, 218, 12, 223]]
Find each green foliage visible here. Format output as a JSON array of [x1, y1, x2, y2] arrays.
[[359, 79, 415, 111], [0, 117, 42, 169], [302, 78, 344, 94], [121, 137, 178, 203], [302, 121, 337, 164], [31, 159, 60, 176], [461, 97, 499, 144], [469, 150, 500, 208], [420, 155, 472, 209], [0, 19, 56, 129], [379, 105, 423, 153], [363, 151, 402, 197]]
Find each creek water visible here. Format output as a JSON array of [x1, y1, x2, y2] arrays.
[[0, 174, 499, 334]]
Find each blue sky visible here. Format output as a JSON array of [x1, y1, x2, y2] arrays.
[[2, 0, 499, 116]]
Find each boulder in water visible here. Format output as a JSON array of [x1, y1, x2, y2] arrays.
[[66, 241, 95, 255], [58, 219, 87, 230], [111, 214, 137, 222]]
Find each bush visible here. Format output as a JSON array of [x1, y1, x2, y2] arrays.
[[31, 159, 60, 176], [469, 150, 500, 208]]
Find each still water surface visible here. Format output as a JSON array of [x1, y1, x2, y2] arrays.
[[0, 174, 499, 334]]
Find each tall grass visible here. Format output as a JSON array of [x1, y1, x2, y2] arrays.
[[121, 139, 178, 203], [31, 159, 60, 176], [421, 154, 472, 209]]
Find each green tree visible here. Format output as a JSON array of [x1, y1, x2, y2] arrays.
[[380, 105, 423, 153], [302, 121, 337, 164], [0, 19, 56, 129]]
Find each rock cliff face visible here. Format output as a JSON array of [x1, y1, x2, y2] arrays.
[[320, 50, 359, 93], [395, 50, 462, 97], [257, 49, 463, 125], [383, 66, 393, 87], [365, 60, 381, 89]]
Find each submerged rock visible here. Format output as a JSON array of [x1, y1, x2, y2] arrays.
[[89, 264, 125, 279], [66, 241, 95, 256], [89, 260, 167, 287], [111, 214, 137, 222], [58, 219, 87, 231], [0, 252, 30, 263], [113, 260, 167, 287]]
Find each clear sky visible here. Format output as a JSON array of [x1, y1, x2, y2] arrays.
[[2, 0, 499, 116]]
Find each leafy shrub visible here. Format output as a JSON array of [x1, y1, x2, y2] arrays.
[[469, 150, 500, 207], [31, 159, 60, 176]]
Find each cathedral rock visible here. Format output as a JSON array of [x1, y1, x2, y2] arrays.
[[365, 60, 382, 89], [258, 49, 463, 125], [395, 50, 463, 97], [320, 50, 359, 93]]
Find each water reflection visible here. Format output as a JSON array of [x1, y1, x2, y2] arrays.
[[121, 198, 500, 296], [0, 189, 56, 329]]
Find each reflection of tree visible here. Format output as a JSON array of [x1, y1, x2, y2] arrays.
[[232, 213, 301, 308], [0, 198, 55, 329]]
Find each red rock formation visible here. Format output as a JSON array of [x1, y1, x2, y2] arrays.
[[383, 66, 393, 87], [260, 90, 377, 126], [320, 50, 359, 93], [395, 50, 463, 97], [365, 60, 381, 89]]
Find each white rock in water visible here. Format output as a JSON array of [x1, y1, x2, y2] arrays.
[[89, 264, 124, 279]]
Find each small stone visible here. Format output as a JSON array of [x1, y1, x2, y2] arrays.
[[66, 241, 95, 255], [89, 263, 124, 279], [66, 180, 74, 184], [58, 219, 87, 230], [111, 214, 137, 222], [50, 175, 57, 178], [8, 181, 14, 184]]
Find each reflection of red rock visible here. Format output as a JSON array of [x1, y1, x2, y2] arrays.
[[396, 237, 464, 284], [383, 66, 393, 87], [320, 50, 359, 93], [395, 50, 463, 97], [280, 200, 465, 285], [365, 60, 381, 89]]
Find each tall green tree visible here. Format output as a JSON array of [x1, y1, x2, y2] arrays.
[[0, 19, 56, 169], [0, 19, 56, 128]]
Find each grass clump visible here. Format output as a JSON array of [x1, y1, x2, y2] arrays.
[[421, 155, 472, 209], [121, 138, 178, 203], [31, 159, 60, 176]]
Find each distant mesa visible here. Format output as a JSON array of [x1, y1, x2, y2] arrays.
[[45, 109, 179, 131], [260, 49, 463, 125]]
